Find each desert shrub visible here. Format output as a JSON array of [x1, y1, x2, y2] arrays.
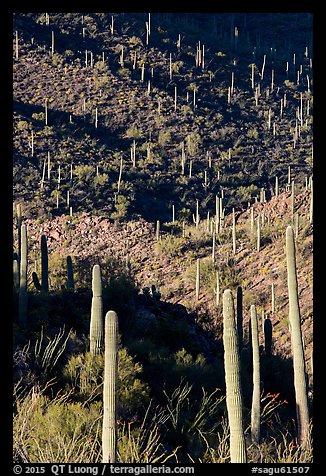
[[13, 327, 72, 388], [185, 257, 217, 296], [63, 348, 150, 418], [124, 125, 142, 139], [161, 381, 225, 461], [74, 164, 94, 184], [186, 131, 202, 157], [158, 130, 171, 146], [154, 235, 185, 258], [93, 173, 109, 188], [237, 184, 260, 203], [111, 194, 131, 221], [13, 386, 102, 463], [117, 402, 177, 463]]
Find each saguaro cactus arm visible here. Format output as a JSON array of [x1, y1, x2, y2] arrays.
[[223, 289, 247, 463]]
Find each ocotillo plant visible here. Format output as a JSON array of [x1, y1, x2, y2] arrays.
[[102, 310, 118, 463], [236, 286, 243, 351], [18, 223, 28, 327], [250, 305, 261, 445], [66, 256, 74, 290], [286, 225, 310, 448], [41, 234, 49, 292], [264, 317, 273, 356], [222, 289, 247, 463], [90, 264, 104, 356]]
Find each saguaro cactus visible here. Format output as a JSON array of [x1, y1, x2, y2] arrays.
[[222, 289, 247, 463], [66, 256, 74, 290], [13, 258, 19, 290], [257, 215, 261, 252], [232, 208, 236, 254], [195, 258, 200, 300], [90, 264, 104, 356], [215, 270, 220, 308], [264, 317, 273, 356], [250, 305, 261, 445], [18, 223, 28, 326], [309, 180, 313, 224], [16, 203, 22, 264], [156, 220, 160, 242], [102, 310, 118, 463], [41, 234, 49, 292], [286, 225, 310, 448], [236, 286, 243, 351]]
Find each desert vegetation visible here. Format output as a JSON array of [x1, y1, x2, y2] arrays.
[[13, 12, 313, 464]]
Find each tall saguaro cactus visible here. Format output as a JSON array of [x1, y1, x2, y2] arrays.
[[236, 286, 243, 351], [264, 317, 273, 356], [18, 223, 28, 326], [90, 264, 104, 356], [66, 255, 74, 290], [232, 208, 236, 254], [41, 234, 49, 292], [16, 203, 22, 265], [102, 310, 118, 463], [250, 305, 260, 445], [223, 289, 247, 463], [195, 258, 200, 300], [286, 226, 310, 448]]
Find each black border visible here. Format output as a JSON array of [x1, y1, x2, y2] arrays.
[[5, 3, 323, 474]]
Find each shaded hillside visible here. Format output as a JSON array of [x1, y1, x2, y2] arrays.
[[13, 13, 313, 222]]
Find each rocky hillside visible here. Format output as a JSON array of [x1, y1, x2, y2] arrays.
[[13, 186, 313, 369]]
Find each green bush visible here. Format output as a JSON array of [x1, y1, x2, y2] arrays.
[[13, 388, 102, 463], [154, 235, 185, 258], [63, 348, 150, 418]]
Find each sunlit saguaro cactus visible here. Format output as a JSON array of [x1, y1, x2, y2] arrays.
[[250, 305, 261, 445], [236, 286, 243, 351], [286, 225, 310, 448], [90, 264, 104, 355], [196, 258, 200, 300], [102, 310, 118, 463], [18, 223, 28, 326], [223, 289, 247, 463]]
